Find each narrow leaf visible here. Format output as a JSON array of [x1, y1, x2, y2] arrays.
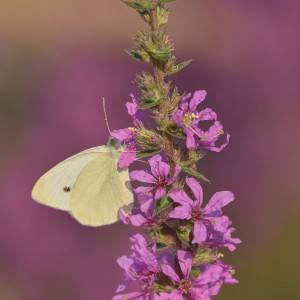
[[181, 166, 210, 183], [166, 59, 193, 76], [126, 50, 144, 62], [154, 195, 172, 215], [138, 148, 162, 158], [139, 98, 163, 109]]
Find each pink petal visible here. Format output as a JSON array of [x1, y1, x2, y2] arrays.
[[126, 94, 138, 117], [189, 90, 207, 111], [118, 149, 136, 169], [168, 165, 181, 185], [134, 186, 153, 195], [149, 154, 163, 177], [111, 128, 132, 141], [140, 197, 155, 217], [161, 264, 180, 282], [169, 189, 194, 211], [130, 170, 156, 183], [130, 214, 148, 226], [197, 108, 217, 121], [210, 133, 230, 152], [186, 177, 203, 207], [119, 209, 130, 225], [157, 161, 170, 179], [155, 188, 166, 200], [194, 265, 222, 285], [180, 92, 191, 112], [192, 221, 207, 244], [186, 127, 196, 148], [177, 250, 192, 279], [205, 191, 235, 214], [172, 111, 183, 126], [169, 206, 192, 220]]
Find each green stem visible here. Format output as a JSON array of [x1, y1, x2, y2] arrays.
[[149, 7, 173, 162], [150, 8, 164, 91], [149, 3, 183, 279]]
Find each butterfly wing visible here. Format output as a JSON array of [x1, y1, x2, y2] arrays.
[[31, 146, 108, 211], [70, 148, 134, 226]]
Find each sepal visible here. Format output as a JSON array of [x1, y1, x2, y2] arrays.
[[193, 248, 214, 265], [176, 225, 193, 246], [154, 195, 173, 215], [190, 268, 201, 279]]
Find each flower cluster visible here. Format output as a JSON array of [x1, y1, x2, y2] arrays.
[[113, 1, 240, 299], [112, 91, 240, 300], [172, 91, 229, 152]]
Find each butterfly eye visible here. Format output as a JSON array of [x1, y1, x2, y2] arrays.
[[63, 187, 71, 193]]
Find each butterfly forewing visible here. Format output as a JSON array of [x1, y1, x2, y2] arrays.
[[31, 146, 108, 211]]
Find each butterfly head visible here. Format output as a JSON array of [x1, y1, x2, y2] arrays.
[[107, 137, 122, 150]]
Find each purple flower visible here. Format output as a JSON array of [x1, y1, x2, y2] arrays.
[[194, 121, 230, 153], [111, 94, 141, 168], [172, 90, 229, 152], [119, 193, 157, 227], [114, 234, 159, 297], [199, 260, 238, 297], [172, 91, 217, 148], [206, 226, 241, 252], [130, 154, 181, 200], [161, 250, 237, 300], [169, 177, 234, 244]]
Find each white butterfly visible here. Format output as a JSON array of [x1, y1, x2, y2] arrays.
[[31, 139, 134, 226]]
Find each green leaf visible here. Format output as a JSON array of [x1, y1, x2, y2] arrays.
[[166, 59, 193, 76], [139, 98, 163, 109], [126, 50, 144, 62], [122, 0, 152, 10], [154, 195, 172, 215], [138, 148, 162, 158], [191, 268, 201, 278], [181, 166, 210, 183]]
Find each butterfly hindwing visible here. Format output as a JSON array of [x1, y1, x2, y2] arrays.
[[70, 148, 134, 226]]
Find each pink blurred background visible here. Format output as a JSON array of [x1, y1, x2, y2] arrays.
[[1, 1, 300, 299]]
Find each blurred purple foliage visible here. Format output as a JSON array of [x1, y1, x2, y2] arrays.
[[1, 1, 300, 299]]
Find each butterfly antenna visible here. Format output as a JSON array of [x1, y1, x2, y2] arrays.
[[102, 97, 111, 135]]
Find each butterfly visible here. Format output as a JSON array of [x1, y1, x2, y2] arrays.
[[31, 139, 134, 226]]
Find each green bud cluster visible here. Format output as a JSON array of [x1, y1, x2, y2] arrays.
[[123, 0, 191, 112], [135, 72, 169, 108], [136, 126, 164, 150]]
